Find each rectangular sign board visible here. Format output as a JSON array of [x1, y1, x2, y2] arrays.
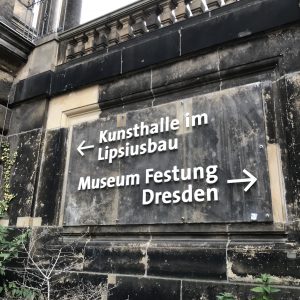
[[63, 83, 272, 225]]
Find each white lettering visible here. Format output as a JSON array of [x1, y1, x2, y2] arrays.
[[143, 189, 154, 205], [78, 176, 91, 191]]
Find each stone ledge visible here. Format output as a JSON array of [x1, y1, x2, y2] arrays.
[[16, 216, 42, 227], [61, 223, 286, 237], [13, 70, 53, 103], [0, 19, 34, 72]]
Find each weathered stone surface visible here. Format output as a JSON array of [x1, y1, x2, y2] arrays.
[[8, 99, 47, 134], [122, 30, 180, 73], [83, 240, 145, 275], [218, 26, 300, 75], [63, 117, 120, 226], [13, 0, 300, 103], [14, 71, 52, 103], [228, 242, 300, 286], [0, 0, 13, 20], [3, 0, 300, 298], [100, 71, 152, 104], [182, 280, 300, 300], [147, 241, 227, 279], [34, 128, 68, 225], [181, 0, 300, 56], [108, 276, 181, 300], [7, 129, 42, 225], [17, 38, 59, 80], [63, 82, 271, 225], [0, 69, 13, 102], [283, 73, 300, 221], [52, 51, 121, 96], [62, 0, 82, 30], [81, 239, 227, 279], [151, 51, 219, 90], [0, 104, 11, 133], [51, 272, 107, 299]]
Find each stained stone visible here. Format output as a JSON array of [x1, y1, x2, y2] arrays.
[[63, 82, 272, 226]]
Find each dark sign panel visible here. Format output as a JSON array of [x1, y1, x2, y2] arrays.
[[63, 83, 272, 225]]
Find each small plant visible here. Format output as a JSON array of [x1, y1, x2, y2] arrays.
[[251, 274, 280, 300], [216, 274, 280, 300], [0, 225, 28, 276], [0, 225, 36, 299], [0, 142, 36, 298], [217, 292, 236, 300], [1, 281, 37, 299]]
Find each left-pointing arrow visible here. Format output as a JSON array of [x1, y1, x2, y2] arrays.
[[77, 140, 95, 156], [227, 169, 257, 192]]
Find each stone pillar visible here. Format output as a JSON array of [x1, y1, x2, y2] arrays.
[[46, 0, 60, 34], [60, 0, 82, 31], [35, 0, 59, 36]]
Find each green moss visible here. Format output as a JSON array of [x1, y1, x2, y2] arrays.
[[0, 141, 16, 216]]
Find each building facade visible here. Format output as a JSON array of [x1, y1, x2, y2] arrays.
[[0, 0, 300, 299]]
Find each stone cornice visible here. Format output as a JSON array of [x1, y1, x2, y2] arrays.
[[13, 0, 300, 103], [0, 18, 35, 71]]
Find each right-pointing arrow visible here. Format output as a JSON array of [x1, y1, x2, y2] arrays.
[[227, 169, 257, 192]]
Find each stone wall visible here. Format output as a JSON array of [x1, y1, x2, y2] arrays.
[[2, 0, 300, 298]]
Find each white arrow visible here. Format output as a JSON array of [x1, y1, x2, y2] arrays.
[[227, 169, 257, 192], [77, 140, 94, 156]]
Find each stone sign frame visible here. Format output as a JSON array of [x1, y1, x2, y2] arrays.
[[46, 57, 287, 232]]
